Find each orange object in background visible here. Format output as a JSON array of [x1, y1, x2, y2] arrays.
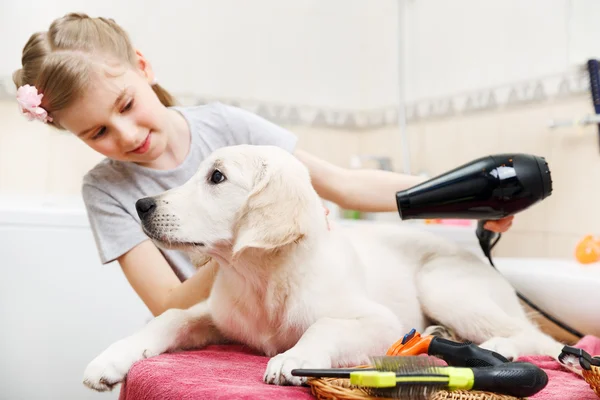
[[575, 235, 600, 264]]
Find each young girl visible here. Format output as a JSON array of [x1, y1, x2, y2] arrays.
[[13, 12, 513, 317]]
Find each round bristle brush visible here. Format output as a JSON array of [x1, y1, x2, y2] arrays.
[[291, 355, 548, 399]]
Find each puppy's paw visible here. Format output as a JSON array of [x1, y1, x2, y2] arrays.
[[540, 340, 565, 361], [480, 332, 564, 362], [479, 336, 520, 361], [263, 352, 329, 386], [83, 338, 157, 392]]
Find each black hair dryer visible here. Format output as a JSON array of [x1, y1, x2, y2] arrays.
[[395, 154, 552, 243]]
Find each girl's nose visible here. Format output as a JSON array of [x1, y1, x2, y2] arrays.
[[114, 121, 142, 151], [117, 132, 138, 151]]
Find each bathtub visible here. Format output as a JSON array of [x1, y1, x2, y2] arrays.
[[492, 257, 600, 338], [1, 196, 597, 399], [0, 195, 151, 400]]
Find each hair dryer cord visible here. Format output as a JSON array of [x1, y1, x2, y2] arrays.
[[477, 231, 584, 339]]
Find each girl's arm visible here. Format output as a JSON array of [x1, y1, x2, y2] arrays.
[[118, 240, 217, 316], [294, 150, 513, 233], [294, 149, 426, 212]]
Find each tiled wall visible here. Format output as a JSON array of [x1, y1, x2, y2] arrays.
[[1, 92, 597, 260]]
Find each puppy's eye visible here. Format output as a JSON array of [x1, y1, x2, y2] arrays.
[[210, 169, 226, 184]]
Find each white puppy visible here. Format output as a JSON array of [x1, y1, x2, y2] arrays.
[[83, 144, 562, 391]]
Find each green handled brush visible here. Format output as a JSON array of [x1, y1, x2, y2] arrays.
[[291, 356, 548, 399]]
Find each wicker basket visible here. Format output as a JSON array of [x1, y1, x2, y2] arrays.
[[583, 365, 600, 398], [306, 375, 524, 400]]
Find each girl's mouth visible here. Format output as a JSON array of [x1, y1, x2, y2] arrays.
[[131, 133, 151, 154]]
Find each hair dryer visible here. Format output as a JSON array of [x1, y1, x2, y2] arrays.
[[395, 154, 584, 339], [395, 153, 553, 222], [395, 153, 552, 243]]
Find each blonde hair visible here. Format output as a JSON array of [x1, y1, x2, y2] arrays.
[[12, 12, 176, 129]]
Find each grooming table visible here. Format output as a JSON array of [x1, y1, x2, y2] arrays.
[[119, 338, 600, 400]]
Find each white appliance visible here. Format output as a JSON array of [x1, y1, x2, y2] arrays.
[[0, 195, 152, 400]]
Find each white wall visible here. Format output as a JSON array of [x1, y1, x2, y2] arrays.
[[402, 0, 600, 102], [0, 0, 399, 110], [3, 1, 600, 110]]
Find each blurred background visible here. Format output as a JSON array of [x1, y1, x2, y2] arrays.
[[2, 1, 600, 399]]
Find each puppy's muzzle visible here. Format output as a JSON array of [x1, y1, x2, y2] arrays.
[[135, 197, 204, 248]]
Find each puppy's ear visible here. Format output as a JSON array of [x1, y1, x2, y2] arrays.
[[232, 161, 307, 257]]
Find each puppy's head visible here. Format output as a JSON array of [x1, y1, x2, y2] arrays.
[[136, 145, 322, 263]]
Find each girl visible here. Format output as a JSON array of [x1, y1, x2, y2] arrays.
[[13, 12, 513, 317]]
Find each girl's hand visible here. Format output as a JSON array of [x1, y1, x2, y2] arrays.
[[483, 215, 514, 233]]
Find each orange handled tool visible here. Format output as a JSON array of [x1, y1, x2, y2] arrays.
[[387, 329, 433, 357], [386, 328, 509, 367]]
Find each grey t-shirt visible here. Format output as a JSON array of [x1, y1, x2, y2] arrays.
[[81, 102, 298, 281]]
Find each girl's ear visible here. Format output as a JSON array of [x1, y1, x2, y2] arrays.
[[134, 49, 156, 85]]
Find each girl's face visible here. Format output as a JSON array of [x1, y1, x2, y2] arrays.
[[57, 60, 173, 166]]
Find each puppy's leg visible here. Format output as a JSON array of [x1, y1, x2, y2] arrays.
[[416, 255, 563, 361], [264, 304, 404, 386], [83, 301, 223, 392]]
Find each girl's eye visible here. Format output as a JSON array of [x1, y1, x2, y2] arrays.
[[92, 127, 107, 140], [122, 99, 134, 112]]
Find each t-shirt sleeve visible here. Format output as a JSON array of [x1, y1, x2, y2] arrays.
[[217, 103, 298, 152], [81, 182, 149, 265]]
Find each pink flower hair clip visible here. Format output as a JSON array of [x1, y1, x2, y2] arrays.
[[16, 84, 53, 123]]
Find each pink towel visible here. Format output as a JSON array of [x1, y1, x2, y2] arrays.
[[118, 345, 313, 400], [119, 337, 600, 400]]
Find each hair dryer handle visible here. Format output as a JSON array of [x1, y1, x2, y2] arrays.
[[476, 220, 499, 247]]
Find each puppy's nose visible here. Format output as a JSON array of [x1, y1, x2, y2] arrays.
[[136, 197, 156, 220]]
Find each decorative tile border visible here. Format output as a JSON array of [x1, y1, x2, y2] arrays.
[[0, 66, 590, 131]]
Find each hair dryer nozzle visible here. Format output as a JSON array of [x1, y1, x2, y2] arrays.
[[396, 154, 552, 221]]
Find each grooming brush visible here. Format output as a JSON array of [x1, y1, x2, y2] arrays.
[[386, 328, 509, 367], [291, 355, 548, 399], [558, 345, 600, 397]]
